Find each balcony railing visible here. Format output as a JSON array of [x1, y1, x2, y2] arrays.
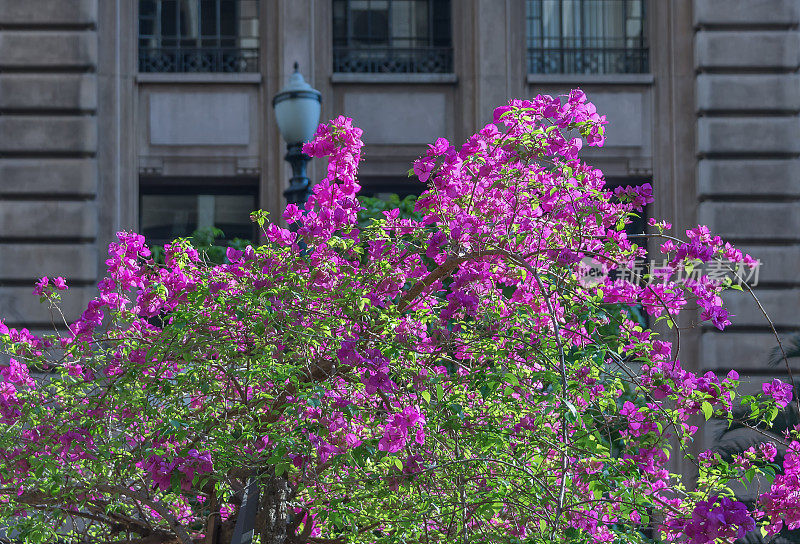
[[138, 47, 259, 73], [527, 46, 649, 75], [333, 46, 453, 74]]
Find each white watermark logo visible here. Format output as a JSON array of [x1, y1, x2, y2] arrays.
[[578, 257, 608, 287]]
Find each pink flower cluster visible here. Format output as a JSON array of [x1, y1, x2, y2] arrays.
[[138, 449, 213, 492], [759, 441, 800, 534], [0, 359, 34, 424], [32, 276, 68, 296], [671, 496, 756, 544], [379, 406, 426, 453], [762, 378, 793, 408]]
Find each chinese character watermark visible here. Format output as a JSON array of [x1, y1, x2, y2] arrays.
[[577, 258, 762, 288]]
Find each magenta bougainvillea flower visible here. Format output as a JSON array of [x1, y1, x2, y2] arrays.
[[762, 378, 794, 408], [0, 91, 789, 544]]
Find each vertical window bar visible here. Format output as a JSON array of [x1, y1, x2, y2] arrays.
[[347, 0, 353, 47], [175, 0, 180, 56], [175, 0, 181, 69], [601, 0, 606, 72], [622, 0, 628, 72], [385, 0, 391, 48], [345, 0, 350, 48], [579, 0, 585, 65], [558, 0, 564, 73], [156, 0, 162, 48], [428, 0, 434, 47], [641, 0, 647, 71]]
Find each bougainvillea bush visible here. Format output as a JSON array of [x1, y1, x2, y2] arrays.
[[1, 91, 797, 544]]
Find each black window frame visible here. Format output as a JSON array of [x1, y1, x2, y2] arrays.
[[333, 0, 453, 74], [138, 0, 259, 73], [526, 0, 649, 75]]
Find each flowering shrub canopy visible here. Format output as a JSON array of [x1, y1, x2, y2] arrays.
[[0, 90, 796, 544]]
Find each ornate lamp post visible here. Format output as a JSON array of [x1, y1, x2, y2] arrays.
[[272, 62, 322, 206]]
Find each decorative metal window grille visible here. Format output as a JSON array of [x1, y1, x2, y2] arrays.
[[333, 0, 453, 73], [526, 0, 648, 74], [138, 0, 259, 73]]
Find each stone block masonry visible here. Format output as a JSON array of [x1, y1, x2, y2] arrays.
[[693, 1, 800, 457], [0, 0, 99, 327]]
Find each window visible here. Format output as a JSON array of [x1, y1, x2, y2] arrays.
[[526, 0, 648, 74], [333, 0, 453, 73], [138, 0, 259, 73], [139, 177, 258, 246], [359, 176, 426, 199]]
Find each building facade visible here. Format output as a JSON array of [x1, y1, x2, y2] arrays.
[[0, 0, 799, 455]]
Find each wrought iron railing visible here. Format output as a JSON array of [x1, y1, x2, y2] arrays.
[[138, 47, 259, 73], [527, 46, 649, 75], [333, 46, 453, 74]]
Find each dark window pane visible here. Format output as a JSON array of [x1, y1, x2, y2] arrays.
[[220, 0, 237, 36], [413, 0, 430, 43], [140, 186, 257, 246], [141, 194, 198, 242], [160, 0, 177, 37], [333, 0, 348, 45], [352, 9, 389, 44], [200, 0, 218, 36], [360, 176, 425, 199], [139, 18, 154, 37], [140, 0, 156, 17], [431, 0, 450, 46]]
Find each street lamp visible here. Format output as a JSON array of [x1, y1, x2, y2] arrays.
[[272, 62, 322, 206]]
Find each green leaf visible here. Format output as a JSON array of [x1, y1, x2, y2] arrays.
[[393, 457, 403, 470], [701, 401, 713, 421], [505, 373, 520, 387], [421, 390, 431, 403], [563, 399, 578, 418]]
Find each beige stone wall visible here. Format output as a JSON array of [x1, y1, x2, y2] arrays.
[[0, 0, 100, 329], [694, 0, 800, 377], [690, 0, 800, 467]]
